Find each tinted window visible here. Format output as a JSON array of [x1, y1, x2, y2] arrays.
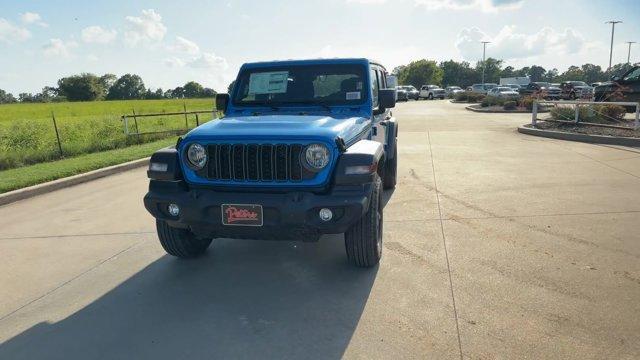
[[232, 64, 367, 107]]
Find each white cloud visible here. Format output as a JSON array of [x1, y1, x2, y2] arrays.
[[456, 26, 585, 61], [167, 36, 200, 55], [87, 54, 100, 62], [188, 52, 229, 70], [348, 0, 523, 11], [20, 12, 48, 27], [0, 18, 31, 43], [81, 26, 117, 44], [42, 38, 78, 58], [164, 57, 186, 67], [414, 0, 523, 12], [124, 9, 167, 47]]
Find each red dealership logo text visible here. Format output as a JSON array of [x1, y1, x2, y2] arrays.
[[225, 206, 258, 223]]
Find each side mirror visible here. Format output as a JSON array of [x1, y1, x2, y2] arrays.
[[215, 93, 230, 113], [379, 89, 396, 109]]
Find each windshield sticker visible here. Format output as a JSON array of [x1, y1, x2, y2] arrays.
[[346, 91, 361, 100], [248, 71, 289, 94]]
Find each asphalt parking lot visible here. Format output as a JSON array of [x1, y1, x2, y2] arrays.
[[1, 100, 639, 359]]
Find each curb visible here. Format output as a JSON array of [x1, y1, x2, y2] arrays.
[[0, 157, 150, 207], [465, 105, 548, 113], [517, 126, 640, 147]]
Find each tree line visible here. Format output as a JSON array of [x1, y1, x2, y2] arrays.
[[0, 73, 217, 104], [392, 59, 634, 88]]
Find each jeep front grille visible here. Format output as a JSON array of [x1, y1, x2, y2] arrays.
[[205, 143, 305, 182]]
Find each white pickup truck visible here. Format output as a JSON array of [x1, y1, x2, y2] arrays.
[[419, 85, 445, 100]]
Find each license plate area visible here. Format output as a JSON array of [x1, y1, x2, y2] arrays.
[[221, 204, 263, 226]]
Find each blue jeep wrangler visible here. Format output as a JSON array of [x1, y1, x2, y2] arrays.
[[144, 58, 398, 267]]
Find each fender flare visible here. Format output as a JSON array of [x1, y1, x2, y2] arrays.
[[385, 117, 398, 159], [333, 140, 384, 185]]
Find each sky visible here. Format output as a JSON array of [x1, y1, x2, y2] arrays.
[[0, 0, 639, 94]]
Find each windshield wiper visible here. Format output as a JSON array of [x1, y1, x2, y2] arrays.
[[248, 102, 279, 111]]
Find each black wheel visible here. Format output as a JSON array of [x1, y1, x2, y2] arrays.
[[345, 175, 383, 268], [428, 93, 434, 100], [156, 219, 212, 258], [383, 145, 397, 189]]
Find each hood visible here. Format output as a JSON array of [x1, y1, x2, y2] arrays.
[[185, 113, 370, 145]]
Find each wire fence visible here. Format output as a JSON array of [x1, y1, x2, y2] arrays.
[[0, 102, 219, 171]]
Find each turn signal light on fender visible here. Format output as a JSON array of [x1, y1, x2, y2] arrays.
[[345, 164, 377, 175]]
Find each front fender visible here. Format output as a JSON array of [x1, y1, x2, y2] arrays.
[[333, 140, 384, 185]]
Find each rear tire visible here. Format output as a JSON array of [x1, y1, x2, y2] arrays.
[[345, 175, 383, 268], [156, 220, 212, 258], [383, 145, 397, 190]]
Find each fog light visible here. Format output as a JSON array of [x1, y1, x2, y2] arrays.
[[319, 208, 333, 222], [168, 203, 180, 216]]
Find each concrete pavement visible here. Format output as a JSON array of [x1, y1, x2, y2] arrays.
[[0, 100, 639, 359]]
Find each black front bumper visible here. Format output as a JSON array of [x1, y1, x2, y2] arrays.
[[143, 181, 372, 241]]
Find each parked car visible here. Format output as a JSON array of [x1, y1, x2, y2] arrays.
[[143, 58, 398, 268], [487, 86, 520, 100], [396, 86, 409, 101], [560, 81, 594, 100], [470, 83, 498, 94], [594, 65, 640, 104], [419, 85, 445, 99], [519, 82, 561, 99], [591, 82, 604, 88], [400, 85, 419, 100], [503, 84, 522, 91], [445, 86, 464, 97]]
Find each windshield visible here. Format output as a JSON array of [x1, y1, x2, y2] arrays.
[[570, 81, 588, 86], [497, 87, 512, 91], [232, 64, 367, 107]]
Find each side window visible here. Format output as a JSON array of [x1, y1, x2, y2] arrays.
[[377, 69, 386, 89], [370, 68, 379, 108]]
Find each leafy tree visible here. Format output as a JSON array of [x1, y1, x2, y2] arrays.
[[107, 74, 146, 100], [57, 73, 104, 101], [171, 86, 184, 99], [391, 65, 406, 76], [0, 89, 17, 104], [183, 81, 204, 98], [475, 58, 503, 83], [543, 68, 559, 82], [202, 87, 216, 97], [528, 65, 546, 82], [18, 93, 35, 102], [439, 60, 477, 87], [398, 59, 443, 88], [99, 74, 118, 94], [501, 66, 516, 78]]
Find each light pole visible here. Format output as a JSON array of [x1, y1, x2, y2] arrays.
[[625, 41, 636, 64], [606, 20, 622, 69], [481, 41, 490, 84]]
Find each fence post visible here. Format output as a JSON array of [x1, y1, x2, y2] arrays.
[[132, 108, 140, 143], [123, 115, 129, 135], [183, 102, 188, 130], [635, 104, 639, 130], [532, 101, 538, 126], [574, 103, 580, 124], [51, 111, 63, 157], [195, 113, 200, 127]]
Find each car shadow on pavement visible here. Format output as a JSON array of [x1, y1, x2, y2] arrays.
[[0, 235, 378, 360]]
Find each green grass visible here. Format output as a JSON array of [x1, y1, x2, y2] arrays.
[[0, 137, 177, 193], [0, 98, 217, 170]]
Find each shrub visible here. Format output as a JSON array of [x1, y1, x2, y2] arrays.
[[518, 96, 535, 111], [594, 104, 626, 121], [550, 106, 575, 121], [465, 93, 485, 103], [454, 92, 469, 102], [503, 101, 517, 110], [480, 96, 505, 107]]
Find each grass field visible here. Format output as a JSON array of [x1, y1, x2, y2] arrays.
[[0, 98, 218, 170], [0, 137, 177, 193]]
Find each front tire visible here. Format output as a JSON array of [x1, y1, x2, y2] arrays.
[[345, 175, 383, 268], [428, 93, 434, 100], [156, 220, 212, 258]]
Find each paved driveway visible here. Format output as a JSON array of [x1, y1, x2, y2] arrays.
[[1, 100, 639, 359]]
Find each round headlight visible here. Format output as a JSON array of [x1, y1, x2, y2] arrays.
[[186, 143, 207, 169], [304, 143, 330, 171]]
